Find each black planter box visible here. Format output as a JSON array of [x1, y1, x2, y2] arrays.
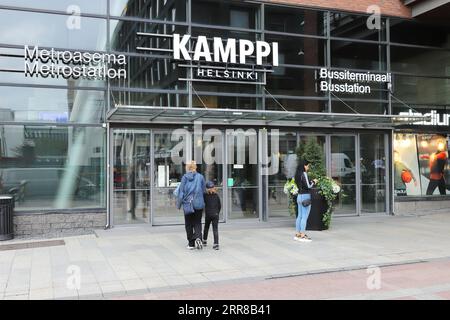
[[293, 189, 328, 231], [307, 188, 328, 231]]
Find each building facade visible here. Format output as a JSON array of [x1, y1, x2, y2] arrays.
[[0, 0, 449, 237]]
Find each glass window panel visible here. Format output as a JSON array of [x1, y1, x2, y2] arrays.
[[0, 87, 105, 123], [360, 134, 386, 213], [393, 133, 450, 197], [331, 135, 357, 215], [193, 95, 261, 110], [331, 40, 387, 71], [330, 12, 386, 41], [265, 5, 326, 36], [112, 129, 151, 224], [393, 75, 450, 105], [264, 35, 326, 66], [110, 20, 187, 55], [331, 100, 388, 114], [266, 67, 325, 97], [0, 50, 106, 87], [265, 98, 327, 113], [0, 10, 107, 51], [110, 56, 187, 90], [390, 20, 450, 49], [192, 0, 258, 29], [0, 125, 105, 210], [391, 45, 450, 77], [110, 0, 187, 21], [0, 0, 107, 15]]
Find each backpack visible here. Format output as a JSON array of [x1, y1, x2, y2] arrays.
[[181, 174, 199, 215], [182, 193, 195, 215]]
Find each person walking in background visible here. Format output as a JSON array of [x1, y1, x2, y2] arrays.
[[294, 160, 315, 242], [203, 181, 221, 250], [176, 161, 206, 250]]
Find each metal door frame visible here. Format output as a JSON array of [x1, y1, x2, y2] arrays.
[[108, 127, 152, 227]]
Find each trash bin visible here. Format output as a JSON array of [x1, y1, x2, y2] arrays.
[[0, 195, 14, 241]]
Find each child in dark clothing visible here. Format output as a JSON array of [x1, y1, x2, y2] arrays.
[[203, 181, 221, 250]]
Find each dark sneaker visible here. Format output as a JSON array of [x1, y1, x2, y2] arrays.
[[213, 244, 219, 250], [195, 238, 203, 250]]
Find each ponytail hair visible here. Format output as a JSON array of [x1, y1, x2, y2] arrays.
[[295, 159, 310, 185]]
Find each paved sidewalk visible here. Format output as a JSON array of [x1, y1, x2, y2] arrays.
[[116, 258, 450, 300], [1, 213, 450, 299]]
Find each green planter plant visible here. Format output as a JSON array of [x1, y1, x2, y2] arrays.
[[295, 137, 341, 229]]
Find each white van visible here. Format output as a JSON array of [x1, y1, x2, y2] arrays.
[[331, 153, 355, 178]]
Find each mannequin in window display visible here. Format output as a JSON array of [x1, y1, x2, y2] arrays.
[[394, 151, 417, 196], [421, 141, 448, 195]]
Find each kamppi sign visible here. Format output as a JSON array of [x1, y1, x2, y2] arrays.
[[137, 33, 279, 84], [24, 45, 127, 80]]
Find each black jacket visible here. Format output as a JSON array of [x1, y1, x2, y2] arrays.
[[295, 171, 314, 194], [204, 192, 221, 216]]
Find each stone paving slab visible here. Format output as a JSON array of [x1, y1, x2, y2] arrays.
[[1, 213, 450, 299], [113, 258, 450, 300]]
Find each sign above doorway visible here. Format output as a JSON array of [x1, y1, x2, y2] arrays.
[[136, 32, 278, 85]]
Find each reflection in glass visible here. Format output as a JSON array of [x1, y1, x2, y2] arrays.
[[110, 0, 187, 21], [0, 125, 105, 210], [226, 131, 259, 219], [360, 134, 386, 213], [152, 131, 185, 225], [331, 41, 386, 71], [331, 136, 357, 215], [268, 131, 298, 219], [330, 13, 385, 41], [192, 0, 257, 29], [265, 5, 326, 36], [0, 10, 107, 51], [0, 0, 107, 14], [0, 87, 105, 123]]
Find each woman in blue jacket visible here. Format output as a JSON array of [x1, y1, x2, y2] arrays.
[[176, 161, 206, 250]]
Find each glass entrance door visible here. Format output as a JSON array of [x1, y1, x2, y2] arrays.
[[225, 130, 259, 220], [112, 129, 151, 225], [152, 131, 185, 225], [360, 134, 388, 213], [330, 135, 358, 215]]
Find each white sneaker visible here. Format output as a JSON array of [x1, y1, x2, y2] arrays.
[[186, 245, 195, 250], [195, 238, 203, 250]]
